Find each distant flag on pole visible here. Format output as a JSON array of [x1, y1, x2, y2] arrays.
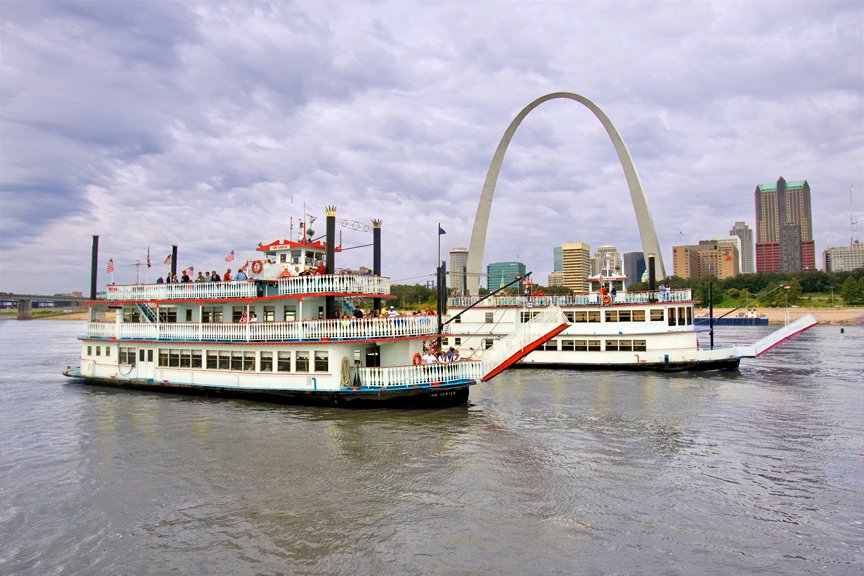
[[107, 259, 115, 273], [183, 266, 194, 276], [164, 254, 172, 265], [438, 225, 446, 235], [147, 246, 151, 268], [225, 250, 235, 263]]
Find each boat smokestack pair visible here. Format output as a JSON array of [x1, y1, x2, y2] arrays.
[[648, 254, 656, 291]]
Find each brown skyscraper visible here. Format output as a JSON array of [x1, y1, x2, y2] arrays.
[[754, 177, 815, 272]]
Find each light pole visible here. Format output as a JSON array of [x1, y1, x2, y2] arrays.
[[784, 284, 790, 325]]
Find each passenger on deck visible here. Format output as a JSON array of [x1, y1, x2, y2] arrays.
[[210, 270, 221, 282], [239, 312, 248, 324], [236, 269, 247, 280], [249, 312, 258, 323], [422, 350, 437, 364], [224, 269, 232, 281], [316, 261, 326, 275], [156, 276, 164, 284], [181, 271, 191, 283], [195, 271, 206, 282]]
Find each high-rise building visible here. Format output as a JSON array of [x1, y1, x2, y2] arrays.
[[486, 261, 526, 292], [673, 241, 739, 279], [449, 248, 469, 295], [553, 247, 563, 273], [562, 242, 591, 292], [728, 221, 755, 274], [547, 271, 565, 286], [823, 241, 864, 272], [713, 235, 743, 273], [622, 252, 645, 287], [593, 244, 621, 276], [755, 177, 815, 272]]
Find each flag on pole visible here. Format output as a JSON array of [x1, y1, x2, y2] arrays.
[[183, 266, 194, 276], [225, 250, 235, 263], [164, 254, 172, 265], [147, 246, 151, 268], [107, 259, 115, 273], [438, 225, 446, 235]]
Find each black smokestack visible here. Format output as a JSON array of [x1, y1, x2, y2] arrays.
[[648, 254, 656, 291], [171, 245, 178, 279], [325, 206, 336, 318], [90, 235, 99, 300], [373, 219, 382, 312]]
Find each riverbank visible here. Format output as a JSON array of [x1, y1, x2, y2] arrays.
[[696, 306, 864, 325]]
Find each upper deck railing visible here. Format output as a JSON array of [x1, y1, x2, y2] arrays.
[[104, 274, 390, 301], [448, 289, 693, 308], [86, 315, 437, 342], [276, 274, 390, 296]]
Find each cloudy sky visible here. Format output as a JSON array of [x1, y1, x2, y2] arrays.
[[1, 0, 862, 295]]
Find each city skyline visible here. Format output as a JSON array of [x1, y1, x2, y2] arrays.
[[1, 1, 861, 294]]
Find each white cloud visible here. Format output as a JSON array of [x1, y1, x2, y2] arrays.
[[1, 0, 862, 293]]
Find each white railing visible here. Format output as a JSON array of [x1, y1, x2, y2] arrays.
[[85, 316, 439, 342], [358, 361, 484, 388], [277, 274, 390, 295], [448, 289, 692, 308], [478, 305, 568, 378], [106, 281, 257, 301]]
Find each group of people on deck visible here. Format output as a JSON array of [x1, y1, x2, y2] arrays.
[[277, 260, 328, 278], [422, 346, 461, 364], [156, 268, 248, 284]]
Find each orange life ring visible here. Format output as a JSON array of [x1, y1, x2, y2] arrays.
[[412, 352, 423, 366], [602, 294, 612, 305], [251, 260, 263, 274]]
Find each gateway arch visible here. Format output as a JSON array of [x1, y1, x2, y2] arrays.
[[465, 92, 666, 294]]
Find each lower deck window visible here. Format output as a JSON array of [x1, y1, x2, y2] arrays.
[[296, 351, 310, 372], [314, 351, 329, 372], [261, 351, 274, 372], [539, 340, 558, 351], [277, 351, 291, 372], [119, 347, 135, 365]]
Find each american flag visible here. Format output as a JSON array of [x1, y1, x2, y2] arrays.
[[225, 250, 235, 263], [183, 266, 194, 276], [107, 259, 115, 273], [164, 254, 172, 265]]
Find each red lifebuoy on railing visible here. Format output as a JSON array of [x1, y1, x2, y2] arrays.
[[251, 260, 263, 274], [412, 352, 423, 366], [602, 294, 612, 305]]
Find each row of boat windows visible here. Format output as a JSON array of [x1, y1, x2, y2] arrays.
[[518, 307, 693, 326], [535, 339, 648, 352], [113, 346, 330, 373], [125, 307, 299, 323]]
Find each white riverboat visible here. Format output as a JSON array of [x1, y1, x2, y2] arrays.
[[445, 273, 817, 372], [63, 209, 568, 407]]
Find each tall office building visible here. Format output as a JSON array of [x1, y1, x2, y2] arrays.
[[622, 251, 645, 287], [562, 242, 591, 292], [449, 248, 469, 295], [673, 241, 739, 279], [823, 241, 864, 272], [729, 221, 755, 274], [755, 177, 815, 272], [593, 244, 622, 275], [547, 271, 565, 286], [487, 261, 526, 292], [713, 235, 743, 274], [553, 246, 563, 273]]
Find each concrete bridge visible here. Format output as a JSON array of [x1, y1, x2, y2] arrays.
[[0, 293, 89, 320]]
